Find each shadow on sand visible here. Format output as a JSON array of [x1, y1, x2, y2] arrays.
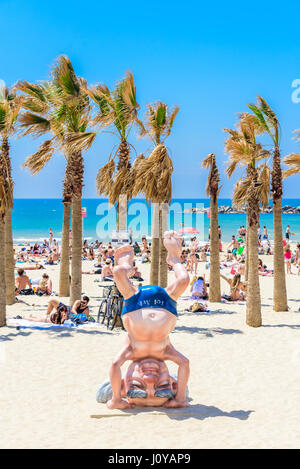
[[2, 323, 113, 341], [0, 326, 33, 341], [173, 325, 243, 338], [90, 403, 253, 421], [262, 324, 300, 330], [180, 309, 236, 317]]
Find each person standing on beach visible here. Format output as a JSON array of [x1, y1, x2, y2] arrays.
[[240, 226, 246, 241], [49, 228, 53, 248], [263, 226, 268, 240], [218, 226, 223, 252], [295, 243, 300, 275], [285, 225, 295, 241], [258, 226, 261, 242], [284, 244, 292, 274], [129, 227, 133, 244]]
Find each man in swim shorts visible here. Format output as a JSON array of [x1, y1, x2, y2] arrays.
[[105, 230, 190, 410], [46, 296, 90, 322]]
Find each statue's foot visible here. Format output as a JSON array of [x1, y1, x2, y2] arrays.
[[163, 231, 183, 265], [114, 245, 134, 268]]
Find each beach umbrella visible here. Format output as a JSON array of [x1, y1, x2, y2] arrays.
[[177, 227, 199, 234]]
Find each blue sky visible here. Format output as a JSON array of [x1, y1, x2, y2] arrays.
[[2, 0, 300, 198]]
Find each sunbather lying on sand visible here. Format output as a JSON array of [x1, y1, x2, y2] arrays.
[[16, 297, 90, 324], [105, 231, 190, 410]]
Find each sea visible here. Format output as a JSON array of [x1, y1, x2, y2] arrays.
[[11, 198, 300, 244]]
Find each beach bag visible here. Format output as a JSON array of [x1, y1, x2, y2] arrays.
[[222, 294, 232, 301], [70, 313, 88, 324]]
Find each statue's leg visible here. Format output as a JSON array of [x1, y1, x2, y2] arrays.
[[163, 231, 190, 301], [113, 245, 138, 299]]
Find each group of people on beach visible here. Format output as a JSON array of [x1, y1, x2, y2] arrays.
[[13, 221, 300, 323], [11, 221, 300, 410]]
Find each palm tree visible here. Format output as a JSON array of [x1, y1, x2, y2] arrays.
[[19, 56, 95, 304], [0, 83, 22, 306], [133, 102, 179, 287], [52, 57, 96, 305], [248, 97, 288, 312], [202, 153, 221, 302], [18, 80, 73, 298], [224, 114, 270, 327], [85, 72, 140, 231], [0, 85, 18, 324]]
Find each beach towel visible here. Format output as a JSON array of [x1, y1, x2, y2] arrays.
[[8, 318, 101, 330]]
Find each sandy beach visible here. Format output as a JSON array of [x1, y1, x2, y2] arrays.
[[1, 250, 300, 449]]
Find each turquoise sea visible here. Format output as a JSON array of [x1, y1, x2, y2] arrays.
[[11, 198, 300, 243]]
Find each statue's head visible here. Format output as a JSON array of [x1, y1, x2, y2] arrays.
[[97, 358, 178, 407], [122, 359, 177, 406]]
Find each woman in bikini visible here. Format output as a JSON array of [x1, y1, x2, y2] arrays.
[[220, 273, 246, 301]]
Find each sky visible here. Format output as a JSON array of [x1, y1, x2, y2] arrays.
[[2, 0, 300, 199]]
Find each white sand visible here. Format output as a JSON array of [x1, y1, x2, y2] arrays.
[[1, 254, 300, 449]]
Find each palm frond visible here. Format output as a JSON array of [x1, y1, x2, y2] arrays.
[[257, 96, 279, 127], [18, 112, 50, 137], [201, 153, 214, 169], [223, 128, 240, 140], [167, 106, 180, 131], [65, 132, 96, 153], [119, 71, 138, 110], [16, 80, 47, 103], [257, 164, 270, 207], [22, 139, 55, 174], [248, 103, 270, 134], [232, 177, 252, 210], [132, 144, 173, 203], [283, 152, 300, 168], [226, 160, 239, 179], [52, 55, 80, 97], [282, 153, 300, 178], [96, 160, 115, 196]]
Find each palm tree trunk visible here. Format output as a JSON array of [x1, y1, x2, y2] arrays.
[[118, 194, 127, 232], [273, 197, 288, 311], [246, 173, 261, 327], [0, 216, 6, 327], [1, 137, 14, 305], [116, 202, 120, 231], [158, 203, 169, 288], [70, 197, 82, 305], [59, 202, 71, 297], [245, 212, 249, 282], [272, 148, 288, 311], [150, 203, 160, 285], [4, 209, 15, 305], [246, 220, 262, 327], [209, 195, 221, 302]]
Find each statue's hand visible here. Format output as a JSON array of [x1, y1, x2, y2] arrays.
[[106, 398, 135, 410], [163, 398, 188, 408]]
